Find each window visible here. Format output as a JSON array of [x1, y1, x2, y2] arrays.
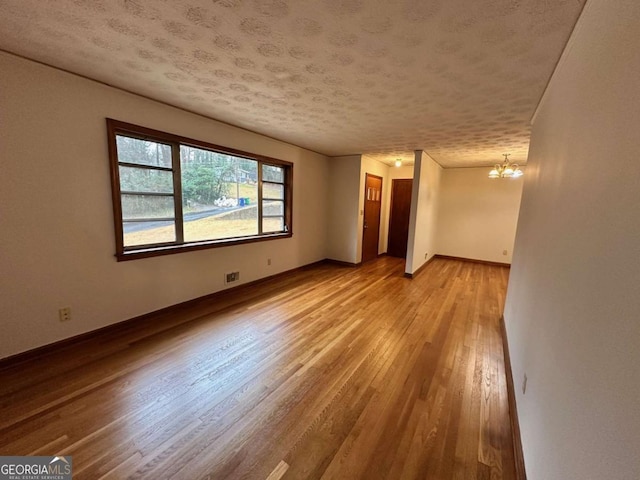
[[107, 119, 292, 260]]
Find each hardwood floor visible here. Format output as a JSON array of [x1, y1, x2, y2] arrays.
[[0, 257, 516, 479]]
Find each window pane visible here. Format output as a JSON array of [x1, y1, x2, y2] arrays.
[[262, 164, 284, 183], [119, 166, 173, 193], [181, 145, 259, 241], [263, 182, 284, 199], [263, 216, 284, 233], [116, 135, 172, 168], [123, 221, 176, 247], [263, 200, 284, 216], [121, 194, 175, 220], [184, 205, 258, 242]]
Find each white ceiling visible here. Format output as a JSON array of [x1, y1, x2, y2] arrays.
[[0, 0, 585, 167]]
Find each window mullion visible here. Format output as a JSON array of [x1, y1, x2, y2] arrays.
[[285, 166, 292, 232], [258, 162, 264, 235], [171, 143, 184, 244], [118, 161, 172, 172]]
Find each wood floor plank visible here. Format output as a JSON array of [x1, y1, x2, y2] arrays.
[[0, 257, 517, 479], [265, 460, 290, 480]]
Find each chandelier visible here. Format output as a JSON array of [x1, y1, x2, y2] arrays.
[[489, 154, 523, 178]]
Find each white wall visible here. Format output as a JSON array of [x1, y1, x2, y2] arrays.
[[326, 155, 361, 264], [0, 52, 330, 359], [437, 167, 523, 264], [504, 1, 640, 479], [405, 151, 441, 275]]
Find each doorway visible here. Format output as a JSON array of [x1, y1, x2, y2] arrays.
[[387, 178, 413, 258], [362, 173, 383, 263]]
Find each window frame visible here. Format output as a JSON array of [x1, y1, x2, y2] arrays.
[[106, 119, 293, 261]]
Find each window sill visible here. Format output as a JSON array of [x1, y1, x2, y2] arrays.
[[116, 232, 293, 261]]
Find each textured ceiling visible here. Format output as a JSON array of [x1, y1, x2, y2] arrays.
[[0, 0, 585, 167]]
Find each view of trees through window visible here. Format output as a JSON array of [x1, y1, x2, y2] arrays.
[[180, 145, 259, 243], [115, 134, 286, 249], [117, 136, 176, 246]]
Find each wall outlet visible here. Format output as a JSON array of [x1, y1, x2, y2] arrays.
[[522, 373, 528, 395], [59, 307, 71, 322], [267, 258, 272, 266], [503, 249, 508, 256], [225, 271, 240, 284]]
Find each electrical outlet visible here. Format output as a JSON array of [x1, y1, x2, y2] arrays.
[[503, 249, 508, 256], [59, 307, 71, 322], [267, 258, 272, 266], [225, 271, 240, 284], [522, 373, 528, 395]]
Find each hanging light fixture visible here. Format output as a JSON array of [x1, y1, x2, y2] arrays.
[[489, 153, 523, 178], [394, 159, 402, 167]]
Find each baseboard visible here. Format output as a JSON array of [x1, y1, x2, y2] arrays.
[[324, 258, 361, 268], [0, 259, 328, 368], [500, 315, 527, 480], [404, 255, 436, 279], [325, 253, 386, 267], [434, 254, 511, 267]]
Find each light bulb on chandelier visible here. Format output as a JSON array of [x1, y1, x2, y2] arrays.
[[489, 153, 523, 179]]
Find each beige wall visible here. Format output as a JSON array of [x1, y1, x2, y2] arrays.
[[437, 167, 523, 264], [405, 151, 441, 275], [504, 1, 640, 479], [0, 52, 330, 359], [326, 155, 362, 264]]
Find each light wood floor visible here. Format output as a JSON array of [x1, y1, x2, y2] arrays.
[[0, 257, 516, 479]]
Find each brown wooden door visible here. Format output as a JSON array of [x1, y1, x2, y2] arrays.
[[388, 179, 413, 258], [362, 174, 383, 263]]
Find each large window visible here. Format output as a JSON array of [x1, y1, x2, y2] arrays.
[[107, 119, 292, 260]]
